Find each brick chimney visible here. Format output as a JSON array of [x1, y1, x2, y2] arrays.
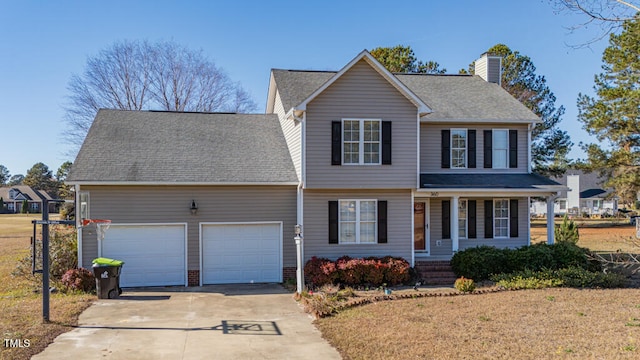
[[474, 53, 502, 85]]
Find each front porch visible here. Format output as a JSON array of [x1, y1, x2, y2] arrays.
[[413, 173, 567, 262]]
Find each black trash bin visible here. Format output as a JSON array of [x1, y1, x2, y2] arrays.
[[92, 257, 124, 299]]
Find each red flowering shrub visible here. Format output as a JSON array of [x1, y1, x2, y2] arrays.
[[61, 268, 95, 293], [304, 257, 338, 287], [304, 256, 411, 287], [383, 257, 411, 285]]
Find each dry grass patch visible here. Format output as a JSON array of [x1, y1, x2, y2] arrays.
[[316, 288, 640, 360], [531, 223, 638, 253], [0, 215, 95, 360]]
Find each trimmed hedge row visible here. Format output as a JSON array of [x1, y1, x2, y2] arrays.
[[304, 256, 411, 287], [451, 242, 600, 281]]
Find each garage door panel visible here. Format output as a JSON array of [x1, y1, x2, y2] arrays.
[[101, 225, 185, 287], [202, 223, 281, 284]]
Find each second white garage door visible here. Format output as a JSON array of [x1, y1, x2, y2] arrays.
[[101, 224, 186, 287], [201, 222, 282, 284]]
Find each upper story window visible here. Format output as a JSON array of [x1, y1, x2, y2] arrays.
[[484, 129, 517, 169], [441, 129, 475, 169], [451, 129, 467, 169], [343, 119, 381, 165], [493, 129, 508, 169]]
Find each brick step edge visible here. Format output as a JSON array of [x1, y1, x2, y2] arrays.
[[421, 278, 458, 285], [420, 272, 457, 279]]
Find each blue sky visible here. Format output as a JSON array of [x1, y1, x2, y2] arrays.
[[0, 0, 612, 178]]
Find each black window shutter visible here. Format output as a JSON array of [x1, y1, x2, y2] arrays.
[[441, 130, 450, 168], [468, 200, 477, 239], [442, 200, 450, 239], [377, 200, 388, 243], [331, 121, 341, 165], [329, 201, 338, 244], [382, 121, 392, 165], [468, 130, 476, 168], [484, 200, 493, 238], [510, 199, 519, 238], [509, 130, 518, 168], [484, 130, 492, 168]]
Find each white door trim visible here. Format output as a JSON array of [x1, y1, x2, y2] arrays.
[[199, 221, 283, 286]]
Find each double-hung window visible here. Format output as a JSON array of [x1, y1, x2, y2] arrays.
[[343, 119, 381, 165], [451, 129, 467, 168], [494, 199, 509, 238], [79, 192, 90, 220], [458, 199, 468, 239], [339, 200, 377, 244], [493, 129, 508, 169]]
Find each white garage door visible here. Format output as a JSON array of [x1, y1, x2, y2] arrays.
[[101, 224, 186, 287], [202, 222, 281, 284]]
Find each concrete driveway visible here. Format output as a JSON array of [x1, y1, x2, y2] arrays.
[[33, 284, 341, 360]]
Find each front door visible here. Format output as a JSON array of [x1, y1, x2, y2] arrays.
[[414, 200, 430, 255]]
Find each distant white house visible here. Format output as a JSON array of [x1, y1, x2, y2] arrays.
[[530, 170, 618, 217]]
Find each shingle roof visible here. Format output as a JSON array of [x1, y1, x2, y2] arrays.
[[0, 185, 53, 201], [553, 169, 612, 199], [271, 69, 334, 112], [67, 109, 298, 183], [272, 69, 540, 122], [420, 173, 561, 189]]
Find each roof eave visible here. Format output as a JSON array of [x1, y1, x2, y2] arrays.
[[66, 181, 299, 186]]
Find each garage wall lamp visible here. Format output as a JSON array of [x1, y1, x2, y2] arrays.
[[190, 200, 198, 215]]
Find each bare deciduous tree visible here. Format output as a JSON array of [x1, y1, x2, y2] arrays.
[[63, 40, 257, 152], [552, 0, 640, 46]]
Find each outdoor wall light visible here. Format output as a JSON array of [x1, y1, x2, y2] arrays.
[[294, 224, 302, 236], [190, 200, 198, 215]]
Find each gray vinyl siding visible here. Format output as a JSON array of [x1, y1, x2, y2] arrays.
[[420, 123, 529, 173], [305, 59, 418, 188], [303, 189, 412, 262], [427, 197, 529, 257], [79, 185, 296, 270], [274, 90, 302, 181]]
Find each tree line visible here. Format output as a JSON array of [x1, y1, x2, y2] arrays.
[[0, 162, 73, 200]]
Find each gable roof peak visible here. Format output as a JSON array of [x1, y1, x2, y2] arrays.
[[293, 50, 432, 116]]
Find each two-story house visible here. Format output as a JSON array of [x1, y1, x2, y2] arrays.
[[67, 50, 563, 288]]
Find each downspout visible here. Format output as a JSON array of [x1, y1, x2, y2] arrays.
[[75, 184, 82, 268], [528, 123, 534, 174]]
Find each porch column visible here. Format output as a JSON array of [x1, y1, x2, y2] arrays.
[[546, 195, 556, 244], [451, 195, 459, 252]]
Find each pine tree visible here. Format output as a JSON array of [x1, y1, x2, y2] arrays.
[[554, 215, 580, 244], [577, 16, 640, 205]]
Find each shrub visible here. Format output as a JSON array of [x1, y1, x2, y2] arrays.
[[452, 242, 596, 281], [555, 215, 579, 244], [491, 267, 627, 289], [61, 268, 95, 292], [304, 256, 411, 287], [454, 277, 476, 293], [13, 225, 78, 283], [451, 246, 509, 281], [383, 257, 410, 285], [304, 257, 338, 287]]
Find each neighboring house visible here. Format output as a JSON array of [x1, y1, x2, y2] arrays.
[[66, 50, 564, 288], [530, 170, 618, 217], [0, 185, 55, 213]]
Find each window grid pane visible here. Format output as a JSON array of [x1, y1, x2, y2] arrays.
[[363, 121, 380, 164], [451, 130, 466, 169], [458, 199, 467, 239], [493, 130, 508, 168], [494, 199, 509, 238], [339, 200, 377, 244]]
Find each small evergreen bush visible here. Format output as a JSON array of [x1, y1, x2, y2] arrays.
[[555, 215, 579, 244], [454, 277, 476, 293]]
